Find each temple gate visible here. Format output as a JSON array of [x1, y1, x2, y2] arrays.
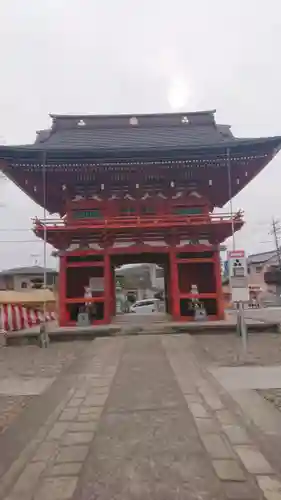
[[0, 110, 280, 325]]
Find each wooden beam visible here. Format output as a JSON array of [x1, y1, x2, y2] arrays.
[[175, 258, 214, 264], [66, 261, 104, 268]]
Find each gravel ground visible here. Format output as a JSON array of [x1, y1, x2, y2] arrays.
[[196, 333, 281, 366], [0, 342, 86, 378], [0, 342, 87, 433], [0, 395, 31, 434]]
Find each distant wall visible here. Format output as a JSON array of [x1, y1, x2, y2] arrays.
[[0, 274, 57, 292], [248, 263, 277, 294], [149, 264, 165, 290]]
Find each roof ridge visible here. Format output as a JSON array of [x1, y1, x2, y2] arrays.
[[49, 110, 217, 120], [248, 248, 278, 257]]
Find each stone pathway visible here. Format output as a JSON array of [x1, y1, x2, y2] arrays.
[[1, 335, 281, 499]]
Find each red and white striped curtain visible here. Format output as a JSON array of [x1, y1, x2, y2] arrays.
[[0, 304, 56, 332]]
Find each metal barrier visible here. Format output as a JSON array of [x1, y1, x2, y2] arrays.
[[236, 302, 248, 354]]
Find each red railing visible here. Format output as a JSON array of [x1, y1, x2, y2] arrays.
[[32, 212, 243, 231]]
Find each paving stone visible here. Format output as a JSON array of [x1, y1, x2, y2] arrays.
[[67, 398, 83, 408], [202, 434, 234, 459], [177, 382, 197, 394], [212, 459, 245, 481], [198, 381, 224, 407], [47, 462, 83, 476], [256, 475, 281, 500], [47, 422, 69, 441], [184, 394, 202, 404], [216, 410, 237, 425], [75, 389, 87, 398], [83, 394, 108, 407], [59, 408, 79, 421], [79, 406, 103, 416], [68, 421, 98, 432], [12, 462, 46, 494], [234, 445, 273, 474], [87, 387, 109, 395], [62, 431, 94, 446], [77, 413, 101, 422], [32, 441, 58, 462], [56, 445, 89, 463], [201, 393, 224, 411], [223, 425, 251, 445], [194, 417, 220, 434], [34, 476, 78, 500], [88, 379, 111, 387], [188, 402, 208, 418]]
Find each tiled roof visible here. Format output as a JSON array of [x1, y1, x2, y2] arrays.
[[0, 266, 57, 276], [22, 112, 280, 156], [29, 111, 236, 151], [248, 250, 278, 265], [35, 126, 232, 152], [0, 111, 280, 160]]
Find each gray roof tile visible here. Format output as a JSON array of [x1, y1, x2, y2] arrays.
[[248, 250, 279, 264], [38, 125, 230, 151], [34, 111, 233, 151]]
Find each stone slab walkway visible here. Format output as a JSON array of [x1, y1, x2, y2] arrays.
[[1, 335, 281, 499]]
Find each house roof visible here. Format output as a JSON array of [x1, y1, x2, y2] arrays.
[[248, 250, 279, 265], [0, 265, 57, 276]]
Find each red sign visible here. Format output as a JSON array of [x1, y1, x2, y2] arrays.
[[228, 250, 245, 259]]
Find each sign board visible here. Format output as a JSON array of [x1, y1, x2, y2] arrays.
[[227, 250, 249, 302]]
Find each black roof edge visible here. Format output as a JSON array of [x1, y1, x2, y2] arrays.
[[49, 110, 217, 120], [0, 136, 280, 163]]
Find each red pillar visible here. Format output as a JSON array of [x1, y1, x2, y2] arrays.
[[169, 248, 180, 320], [111, 265, 116, 316], [58, 254, 67, 326], [104, 253, 111, 324], [214, 247, 224, 320]]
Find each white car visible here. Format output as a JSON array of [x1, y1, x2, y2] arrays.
[[130, 298, 160, 314]]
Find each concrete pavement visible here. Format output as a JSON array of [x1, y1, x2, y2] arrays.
[[244, 306, 281, 323], [1, 335, 281, 499]]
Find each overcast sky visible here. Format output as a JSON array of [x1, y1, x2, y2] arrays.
[[0, 0, 281, 269]]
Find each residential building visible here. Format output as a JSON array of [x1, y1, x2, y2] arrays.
[[222, 249, 281, 306], [0, 266, 58, 292], [247, 250, 281, 295], [115, 263, 165, 301]]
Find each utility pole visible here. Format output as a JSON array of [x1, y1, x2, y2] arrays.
[[270, 218, 281, 268]]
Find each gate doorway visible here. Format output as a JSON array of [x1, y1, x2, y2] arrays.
[[110, 252, 171, 320]]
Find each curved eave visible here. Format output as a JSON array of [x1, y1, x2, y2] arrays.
[[0, 136, 280, 163]]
